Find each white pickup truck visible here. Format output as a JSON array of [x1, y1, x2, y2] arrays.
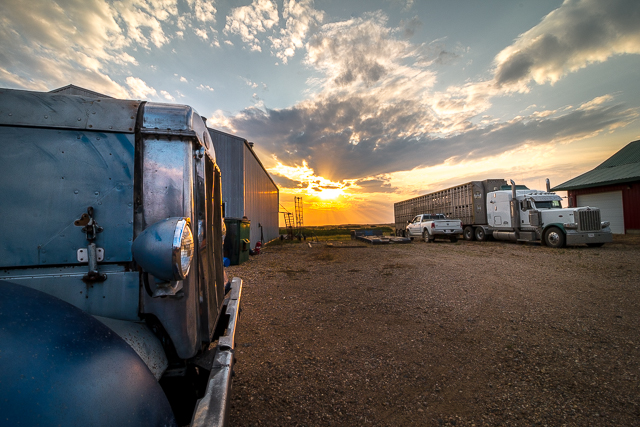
[[405, 214, 463, 243]]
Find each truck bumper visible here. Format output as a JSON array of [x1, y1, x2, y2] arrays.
[[434, 229, 462, 235], [191, 277, 243, 427], [566, 231, 613, 245]]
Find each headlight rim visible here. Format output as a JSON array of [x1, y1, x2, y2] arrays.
[[172, 218, 194, 280]]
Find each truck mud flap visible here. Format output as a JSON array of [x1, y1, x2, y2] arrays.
[[191, 276, 242, 427]]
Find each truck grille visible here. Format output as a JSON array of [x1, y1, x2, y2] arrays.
[[578, 210, 601, 231]]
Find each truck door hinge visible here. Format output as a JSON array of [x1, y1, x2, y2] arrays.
[[75, 206, 107, 283]]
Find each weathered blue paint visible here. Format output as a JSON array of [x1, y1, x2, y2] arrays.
[[0, 266, 141, 321], [0, 127, 135, 267], [0, 281, 176, 427]]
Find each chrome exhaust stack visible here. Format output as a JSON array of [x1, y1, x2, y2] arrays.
[[510, 179, 520, 239]]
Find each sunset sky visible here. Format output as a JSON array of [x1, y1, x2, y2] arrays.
[[2, 0, 639, 225]]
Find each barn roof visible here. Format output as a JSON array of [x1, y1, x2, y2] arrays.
[[552, 140, 640, 191]]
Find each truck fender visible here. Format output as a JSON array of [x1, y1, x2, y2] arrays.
[[543, 223, 566, 234], [0, 281, 177, 427]]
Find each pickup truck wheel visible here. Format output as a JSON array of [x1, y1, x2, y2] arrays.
[[474, 227, 486, 242], [543, 227, 565, 248], [422, 230, 433, 243], [463, 226, 475, 241]]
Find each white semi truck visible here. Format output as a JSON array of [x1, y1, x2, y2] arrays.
[[394, 179, 612, 248]]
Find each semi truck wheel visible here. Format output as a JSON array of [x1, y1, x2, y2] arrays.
[[475, 227, 486, 241], [463, 226, 475, 241], [544, 227, 565, 248]]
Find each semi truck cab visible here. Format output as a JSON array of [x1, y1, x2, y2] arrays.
[[485, 182, 612, 247]]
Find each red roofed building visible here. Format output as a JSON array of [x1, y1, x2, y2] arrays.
[[552, 140, 640, 234]]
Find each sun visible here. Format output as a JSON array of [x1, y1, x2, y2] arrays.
[[316, 187, 345, 200], [269, 160, 355, 201]]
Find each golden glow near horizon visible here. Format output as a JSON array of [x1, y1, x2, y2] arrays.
[[269, 160, 357, 201], [271, 134, 637, 227]]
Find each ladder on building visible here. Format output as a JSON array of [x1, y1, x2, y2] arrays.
[[283, 211, 294, 239]]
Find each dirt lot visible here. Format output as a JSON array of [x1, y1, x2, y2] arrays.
[[226, 235, 640, 427]]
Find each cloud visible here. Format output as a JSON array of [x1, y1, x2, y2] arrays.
[[242, 78, 259, 88], [353, 178, 397, 194], [126, 76, 157, 98], [212, 5, 639, 194], [222, 0, 323, 63], [0, 0, 132, 96], [269, 0, 324, 63], [224, 91, 636, 183], [161, 90, 175, 101], [269, 159, 356, 199], [0, 0, 220, 96], [187, 0, 217, 23], [198, 84, 215, 91], [399, 16, 422, 39], [305, 12, 414, 89], [223, 0, 279, 52], [194, 28, 209, 40], [493, 0, 640, 89]]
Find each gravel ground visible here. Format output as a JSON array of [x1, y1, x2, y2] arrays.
[[226, 235, 640, 427]]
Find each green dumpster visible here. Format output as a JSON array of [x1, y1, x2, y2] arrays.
[[224, 218, 251, 265]]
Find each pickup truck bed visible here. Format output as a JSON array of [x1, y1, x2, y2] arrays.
[[405, 214, 463, 243]]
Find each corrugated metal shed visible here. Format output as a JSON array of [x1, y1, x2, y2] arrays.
[[552, 140, 640, 191], [208, 128, 279, 247]]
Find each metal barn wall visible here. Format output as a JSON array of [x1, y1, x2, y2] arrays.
[[569, 182, 640, 233], [209, 130, 245, 219], [243, 144, 280, 245], [209, 128, 279, 247]]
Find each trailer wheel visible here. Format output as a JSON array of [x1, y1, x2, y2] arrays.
[[475, 227, 486, 242], [543, 227, 565, 248], [463, 226, 475, 241], [422, 230, 433, 243]]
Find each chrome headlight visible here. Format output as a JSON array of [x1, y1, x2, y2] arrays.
[[132, 217, 195, 282], [601, 221, 610, 228], [173, 219, 194, 279], [563, 222, 578, 230]]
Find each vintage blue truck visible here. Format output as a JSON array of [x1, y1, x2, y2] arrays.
[[0, 88, 242, 426]]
